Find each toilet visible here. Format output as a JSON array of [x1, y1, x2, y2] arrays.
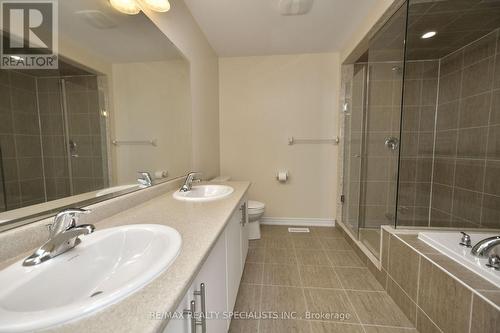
[[247, 200, 265, 240], [211, 176, 265, 240]]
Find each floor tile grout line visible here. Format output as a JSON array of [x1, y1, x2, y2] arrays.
[[331, 264, 367, 333], [292, 238, 314, 333]]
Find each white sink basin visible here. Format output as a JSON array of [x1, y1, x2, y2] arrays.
[[173, 185, 234, 202], [0, 224, 182, 332]]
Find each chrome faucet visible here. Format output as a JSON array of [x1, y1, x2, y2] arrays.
[[137, 171, 153, 187], [180, 172, 202, 192], [471, 236, 500, 258], [23, 208, 95, 266]]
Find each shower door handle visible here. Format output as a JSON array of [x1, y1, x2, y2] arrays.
[[384, 137, 399, 151]]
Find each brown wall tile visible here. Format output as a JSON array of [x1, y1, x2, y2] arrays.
[[418, 257, 472, 333]]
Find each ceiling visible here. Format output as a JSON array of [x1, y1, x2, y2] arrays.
[[405, 0, 500, 60], [58, 0, 182, 63], [365, 0, 500, 62], [183, 0, 379, 56]]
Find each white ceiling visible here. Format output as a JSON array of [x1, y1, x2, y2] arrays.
[[59, 0, 183, 63], [183, 0, 378, 56]]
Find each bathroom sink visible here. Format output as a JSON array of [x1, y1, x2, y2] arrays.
[[173, 185, 234, 202], [0, 224, 182, 332]]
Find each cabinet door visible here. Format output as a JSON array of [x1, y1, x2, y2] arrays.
[[193, 232, 228, 333], [163, 285, 194, 333], [239, 201, 249, 268], [226, 206, 243, 314]]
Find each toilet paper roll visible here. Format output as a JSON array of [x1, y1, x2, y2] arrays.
[[277, 171, 288, 182], [154, 170, 168, 179]]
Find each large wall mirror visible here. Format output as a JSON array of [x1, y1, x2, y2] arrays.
[[0, 0, 191, 230]]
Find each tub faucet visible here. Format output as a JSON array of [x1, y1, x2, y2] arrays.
[[180, 172, 202, 192], [471, 236, 500, 258], [23, 208, 95, 266]]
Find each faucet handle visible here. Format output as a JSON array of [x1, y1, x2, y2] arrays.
[[486, 254, 500, 271], [51, 208, 91, 237], [460, 232, 471, 247]]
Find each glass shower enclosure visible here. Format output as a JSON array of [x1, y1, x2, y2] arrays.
[[340, 0, 500, 259]]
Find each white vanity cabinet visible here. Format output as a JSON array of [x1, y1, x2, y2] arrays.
[[164, 197, 248, 333]]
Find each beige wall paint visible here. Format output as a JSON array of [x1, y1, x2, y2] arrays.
[[112, 60, 192, 184], [340, 0, 397, 63], [142, 0, 220, 179], [219, 53, 339, 219]]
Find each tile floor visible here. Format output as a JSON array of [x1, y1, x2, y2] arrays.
[[229, 225, 417, 333]]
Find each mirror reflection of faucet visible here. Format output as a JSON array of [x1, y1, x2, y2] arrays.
[[137, 172, 153, 187]]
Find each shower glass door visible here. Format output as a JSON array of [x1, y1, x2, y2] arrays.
[[340, 3, 408, 259]]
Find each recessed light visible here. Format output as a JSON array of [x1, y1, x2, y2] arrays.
[[421, 31, 437, 39]]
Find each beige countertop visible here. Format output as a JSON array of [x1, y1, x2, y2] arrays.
[[1, 181, 251, 333]]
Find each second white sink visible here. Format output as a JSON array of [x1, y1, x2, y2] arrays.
[[0, 224, 182, 332], [173, 185, 234, 202]]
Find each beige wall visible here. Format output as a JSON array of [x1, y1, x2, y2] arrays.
[[142, 0, 220, 179], [112, 60, 192, 184], [340, 0, 398, 63], [219, 53, 339, 219]]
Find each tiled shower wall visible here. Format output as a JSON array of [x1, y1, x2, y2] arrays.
[[0, 72, 107, 212], [398, 60, 439, 227], [0, 71, 45, 210], [398, 28, 500, 229], [430, 28, 500, 229]]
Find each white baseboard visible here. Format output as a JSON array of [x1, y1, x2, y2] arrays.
[[260, 217, 336, 227]]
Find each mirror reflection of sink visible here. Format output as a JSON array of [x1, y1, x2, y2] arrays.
[[0, 224, 182, 332], [95, 184, 138, 197], [173, 185, 234, 202]]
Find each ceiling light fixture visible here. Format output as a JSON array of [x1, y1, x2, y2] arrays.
[[109, 0, 141, 15], [109, 0, 171, 15], [421, 31, 437, 39]]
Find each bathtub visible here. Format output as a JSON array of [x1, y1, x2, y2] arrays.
[[418, 231, 500, 288]]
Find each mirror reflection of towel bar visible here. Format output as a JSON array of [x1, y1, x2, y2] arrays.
[[288, 136, 339, 145], [112, 139, 157, 146]]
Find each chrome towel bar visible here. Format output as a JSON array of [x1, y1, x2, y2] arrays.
[[288, 136, 339, 145], [112, 139, 157, 146]]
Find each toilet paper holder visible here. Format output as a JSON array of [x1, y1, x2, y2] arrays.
[[276, 171, 289, 182]]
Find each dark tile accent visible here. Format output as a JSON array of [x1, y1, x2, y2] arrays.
[[470, 295, 500, 333], [433, 158, 454, 185], [464, 31, 497, 65], [457, 127, 488, 159], [386, 276, 417, 325], [431, 184, 453, 212], [434, 130, 457, 157], [438, 71, 462, 103], [418, 257, 472, 333], [487, 125, 500, 159], [388, 235, 419, 299], [481, 194, 500, 228], [461, 57, 495, 98], [485, 160, 500, 196], [454, 159, 485, 192], [459, 92, 492, 128], [452, 188, 483, 224], [436, 101, 459, 130], [416, 308, 441, 333]]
